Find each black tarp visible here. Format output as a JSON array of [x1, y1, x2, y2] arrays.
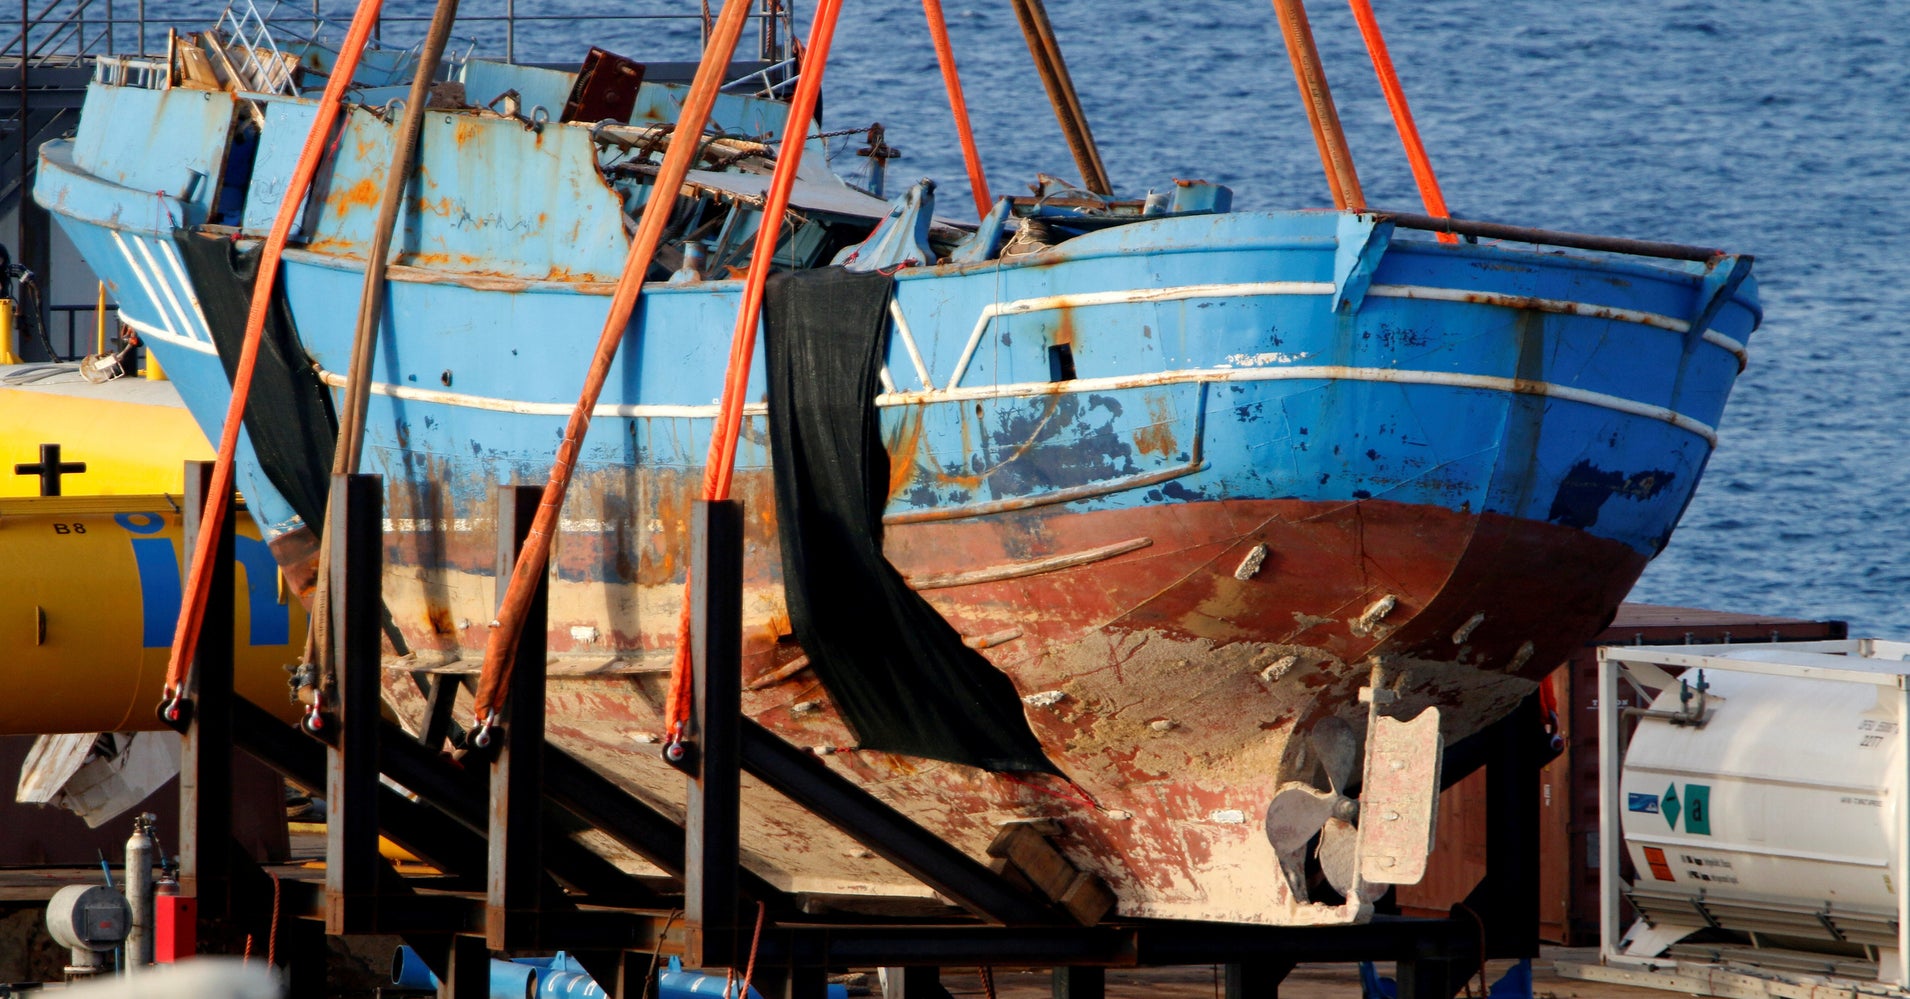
[[172, 228, 336, 534], [764, 267, 1056, 774]]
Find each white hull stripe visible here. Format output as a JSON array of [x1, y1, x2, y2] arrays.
[[315, 368, 771, 420], [313, 362, 1718, 446], [942, 281, 1746, 388], [120, 312, 218, 355], [112, 232, 182, 343]]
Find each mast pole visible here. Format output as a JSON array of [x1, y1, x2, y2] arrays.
[[921, 0, 992, 219], [1271, 0, 1364, 210], [1007, 0, 1111, 196]]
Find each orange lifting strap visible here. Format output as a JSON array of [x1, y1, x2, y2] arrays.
[[469, 0, 757, 740], [1347, 0, 1458, 242], [662, 0, 848, 744], [161, 0, 388, 720], [922, 0, 993, 220]]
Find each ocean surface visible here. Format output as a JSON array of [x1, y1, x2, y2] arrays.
[[144, 0, 1910, 635]]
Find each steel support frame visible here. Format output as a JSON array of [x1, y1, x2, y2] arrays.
[[489, 484, 548, 950], [176, 485, 1532, 989], [178, 461, 235, 931], [326, 472, 385, 934], [686, 499, 745, 967]]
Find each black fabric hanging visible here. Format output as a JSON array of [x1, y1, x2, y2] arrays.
[[764, 267, 1056, 774], [172, 228, 337, 535]]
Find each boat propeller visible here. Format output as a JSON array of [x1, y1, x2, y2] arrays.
[[1266, 716, 1376, 902], [1265, 665, 1444, 908]]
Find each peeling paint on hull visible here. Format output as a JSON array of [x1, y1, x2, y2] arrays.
[[376, 496, 1641, 924]]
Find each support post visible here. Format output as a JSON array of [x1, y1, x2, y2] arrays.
[[440, 934, 491, 999], [1395, 958, 1462, 999], [1474, 694, 1541, 958], [178, 460, 234, 937], [686, 499, 744, 968], [882, 966, 950, 999], [489, 484, 548, 950], [1053, 965, 1104, 999], [1223, 961, 1293, 999], [784, 965, 830, 999], [326, 472, 384, 934]]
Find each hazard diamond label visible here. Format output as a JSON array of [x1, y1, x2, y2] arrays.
[[1662, 784, 1681, 830]]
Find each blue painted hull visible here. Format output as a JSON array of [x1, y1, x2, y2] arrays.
[[34, 70, 1759, 923]]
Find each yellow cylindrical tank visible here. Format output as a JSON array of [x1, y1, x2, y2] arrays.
[[1, 365, 212, 498], [0, 494, 305, 734]]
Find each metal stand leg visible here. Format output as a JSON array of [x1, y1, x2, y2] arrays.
[[326, 472, 383, 934], [1053, 965, 1105, 999], [178, 460, 234, 944], [1225, 961, 1294, 999], [489, 484, 547, 951], [687, 500, 744, 968]]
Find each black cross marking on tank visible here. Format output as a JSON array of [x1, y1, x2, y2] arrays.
[[14, 443, 86, 497]]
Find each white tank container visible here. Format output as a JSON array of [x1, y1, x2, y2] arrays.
[[1619, 649, 1905, 948]]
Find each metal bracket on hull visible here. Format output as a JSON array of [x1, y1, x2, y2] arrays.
[[1684, 255, 1753, 355], [1331, 212, 1395, 314]]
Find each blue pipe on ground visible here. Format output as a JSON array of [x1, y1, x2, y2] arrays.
[[392, 945, 537, 997]]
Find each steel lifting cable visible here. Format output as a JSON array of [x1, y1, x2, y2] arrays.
[[1346, 0, 1457, 243], [468, 0, 757, 746], [159, 0, 388, 724], [660, 0, 846, 750], [921, 0, 993, 220], [300, 0, 463, 732]]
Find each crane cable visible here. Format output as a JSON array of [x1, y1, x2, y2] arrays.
[[660, 0, 846, 751], [468, 0, 757, 746], [159, 0, 388, 724]]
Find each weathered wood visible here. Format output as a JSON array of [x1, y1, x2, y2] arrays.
[[1058, 871, 1117, 927], [986, 824, 1074, 900]]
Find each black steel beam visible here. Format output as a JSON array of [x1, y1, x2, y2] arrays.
[[1053, 966, 1105, 999], [688, 499, 744, 967], [232, 699, 488, 880], [543, 744, 790, 907], [489, 484, 548, 950], [327, 472, 385, 935], [179, 461, 235, 928], [1223, 961, 1293, 999], [374, 714, 664, 907], [1465, 693, 1542, 961], [420, 673, 462, 749], [738, 720, 1059, 926], [441, 933, 492, 999]]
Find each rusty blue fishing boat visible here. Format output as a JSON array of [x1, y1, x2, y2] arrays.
[[33, 1, 1758, 925]]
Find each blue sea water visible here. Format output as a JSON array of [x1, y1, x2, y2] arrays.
[[167, 0, 1910, 635]]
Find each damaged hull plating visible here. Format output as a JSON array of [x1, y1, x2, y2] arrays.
[[35, 66, 1759, 925]]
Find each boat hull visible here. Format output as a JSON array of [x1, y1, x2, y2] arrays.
[[33, 76, 1759, 924]]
